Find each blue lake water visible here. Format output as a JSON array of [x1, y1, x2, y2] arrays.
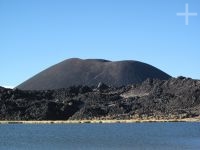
[[0, 122, 200, 150]]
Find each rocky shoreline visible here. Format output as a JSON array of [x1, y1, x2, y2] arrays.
[[1, 117, 200, 124], [0, 77, 200, 121]]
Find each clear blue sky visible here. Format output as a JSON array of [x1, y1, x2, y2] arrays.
[[0, 0, 200, 87]]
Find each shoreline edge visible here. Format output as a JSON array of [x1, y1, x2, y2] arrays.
[[1, 118, 200, 124]]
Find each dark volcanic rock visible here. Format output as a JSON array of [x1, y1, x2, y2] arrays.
[[0, 86, 5, 90], [17, 58, 171, 90], [1, 77, 200, 121]]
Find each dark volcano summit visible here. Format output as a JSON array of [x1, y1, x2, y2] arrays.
[[17, 58, 171, 90]]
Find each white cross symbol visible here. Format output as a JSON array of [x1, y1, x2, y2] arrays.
[[176, 3, 198, 25]]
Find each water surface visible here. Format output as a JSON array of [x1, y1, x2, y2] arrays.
[[0, 122, 200, 150]]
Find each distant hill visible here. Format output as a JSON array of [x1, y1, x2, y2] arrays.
[[17, 58, 171, 90]]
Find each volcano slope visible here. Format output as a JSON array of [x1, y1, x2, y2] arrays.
[[17, 58, 171, 90], [0, 77, 200, 121]]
